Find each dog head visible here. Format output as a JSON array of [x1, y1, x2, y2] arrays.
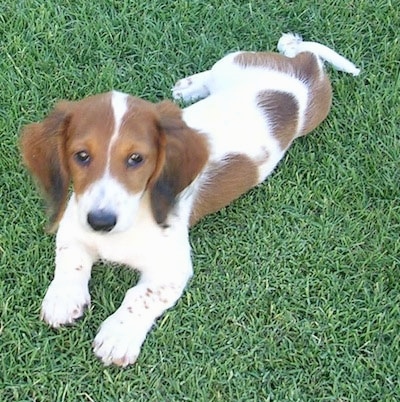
[[20, 91, 208, 233]]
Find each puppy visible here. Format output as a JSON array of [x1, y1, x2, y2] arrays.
[[21, 33, 359, 366]]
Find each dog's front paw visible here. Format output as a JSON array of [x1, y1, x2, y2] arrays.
[[41, 279, 90, 328], [93, 310, 151, 367]]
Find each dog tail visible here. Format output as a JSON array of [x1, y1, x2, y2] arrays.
[[277, 33, 360, 76]]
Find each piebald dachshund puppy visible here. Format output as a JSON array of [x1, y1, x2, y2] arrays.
[[21, 33, 359, 367]]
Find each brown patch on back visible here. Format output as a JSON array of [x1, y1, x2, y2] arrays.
[[300, 78, 332, 135], [257, 91, 299, 150], [236, 51, 332, 139], [289, 54, 332, 136], [301, 79, 331, 135], [235, 51, 292, 72], [234, 51, 320, 82], [190, 154, 259, 226]]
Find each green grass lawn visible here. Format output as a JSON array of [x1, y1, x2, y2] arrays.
[[1, 0, 399, 400]]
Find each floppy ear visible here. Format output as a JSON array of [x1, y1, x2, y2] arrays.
[[20, 102, 72, 231], [150, 101, 208, 226]]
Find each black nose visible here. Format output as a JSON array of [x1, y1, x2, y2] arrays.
[[87, 210, 117, 232]]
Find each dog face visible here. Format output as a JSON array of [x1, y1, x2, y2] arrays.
[[21, 91, 208, 232], [65, 93, 163, 233]]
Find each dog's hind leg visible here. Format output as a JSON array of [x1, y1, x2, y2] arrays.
[[172, 71, 211, 102]]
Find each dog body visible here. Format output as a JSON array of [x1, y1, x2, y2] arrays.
[[21, 34, 359, 367]]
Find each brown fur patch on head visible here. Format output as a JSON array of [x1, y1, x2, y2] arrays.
[[63, 93, 115, 197], [20, 102, 72, 231], [20, 93, 118, 230], [21, 94, 209, 230], [150, 101, 209, 226], [101, 97, 166, 197]]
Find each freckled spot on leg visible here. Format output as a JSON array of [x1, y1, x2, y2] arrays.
[[157, 292, 168, 304], [144, 301, 149, 309], [75, 265, 83, 271], [146, 288, 153, 296], [127, 306, 133, 313]]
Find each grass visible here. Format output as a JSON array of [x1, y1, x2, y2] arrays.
[[0, 0, 399, 400]]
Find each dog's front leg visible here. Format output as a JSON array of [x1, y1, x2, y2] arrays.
[[41, 226, 96, 328], [93, 243, 193, 367]]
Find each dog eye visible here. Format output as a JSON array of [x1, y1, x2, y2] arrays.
[[74, 151, 91, 166], [127, 153, 144, 167]]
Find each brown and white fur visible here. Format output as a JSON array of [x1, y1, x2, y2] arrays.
[[20, 33, 360, 367]]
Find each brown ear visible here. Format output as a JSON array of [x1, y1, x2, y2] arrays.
[[20, 102, 72, 231], [150, 101, 208, 226]]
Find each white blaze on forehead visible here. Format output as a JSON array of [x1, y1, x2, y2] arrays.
[[106, 91, 129, 170]]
